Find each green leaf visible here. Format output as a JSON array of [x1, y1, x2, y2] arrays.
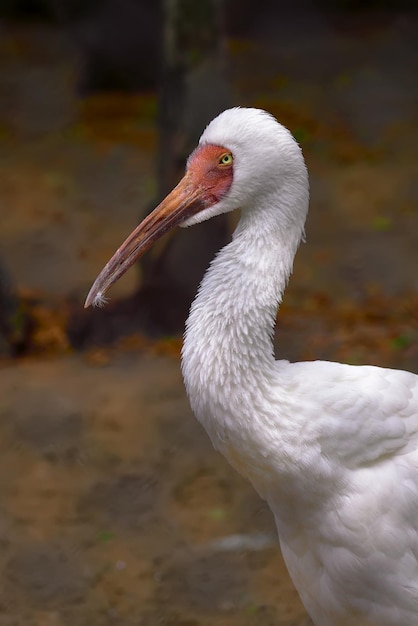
[[293, 127, 311, 144], [372, 216, 392, 232], [391, 334, 412, 350], [244, 603, 260, 615], [208, 507, 226, 521], [97, 530, 114, 542]]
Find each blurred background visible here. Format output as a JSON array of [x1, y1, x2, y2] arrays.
[[0, 1, 417, 624]]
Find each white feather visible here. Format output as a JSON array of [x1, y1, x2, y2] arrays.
[[92, 291, 109, 308], [180, 107, 418, 626]]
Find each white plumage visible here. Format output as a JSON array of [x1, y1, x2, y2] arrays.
[[86, 108, 418, 625]]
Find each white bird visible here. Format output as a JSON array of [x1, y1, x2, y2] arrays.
[[85, 107, 418, 626]]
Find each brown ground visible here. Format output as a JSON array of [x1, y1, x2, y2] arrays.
[[0, 11, 417, 626]]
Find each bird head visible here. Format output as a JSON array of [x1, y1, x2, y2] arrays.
[[85, 107, 308, 308]]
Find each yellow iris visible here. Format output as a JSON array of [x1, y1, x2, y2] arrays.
[[219, 153, 233, 166]]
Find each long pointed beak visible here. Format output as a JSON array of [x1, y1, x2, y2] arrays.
[[84, 170, 207, 308]]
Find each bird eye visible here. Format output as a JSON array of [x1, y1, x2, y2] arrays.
[[219, 153, 233, 166]]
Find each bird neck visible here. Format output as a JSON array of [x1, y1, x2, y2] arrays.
[[181, 194, 304, 442]]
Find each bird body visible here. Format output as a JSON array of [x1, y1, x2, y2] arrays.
[[182, 174, 418, 626], [85, 108, 418, 625]]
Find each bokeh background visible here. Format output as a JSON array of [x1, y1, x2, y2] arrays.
[[0, 1, 417, 624]]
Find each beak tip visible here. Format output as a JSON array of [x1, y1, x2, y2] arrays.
[[84, 288, 94, 309], [84, 286, 101, 309]]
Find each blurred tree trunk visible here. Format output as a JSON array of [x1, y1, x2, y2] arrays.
[[158, 0, 230, 193], [139, 0, 233, 333], [70, 0, 233, 347]]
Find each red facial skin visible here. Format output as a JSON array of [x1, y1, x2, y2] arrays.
[[187, 143, 234, 206]]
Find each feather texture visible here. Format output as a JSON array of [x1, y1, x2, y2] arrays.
[[181, 108, 418, 625]]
